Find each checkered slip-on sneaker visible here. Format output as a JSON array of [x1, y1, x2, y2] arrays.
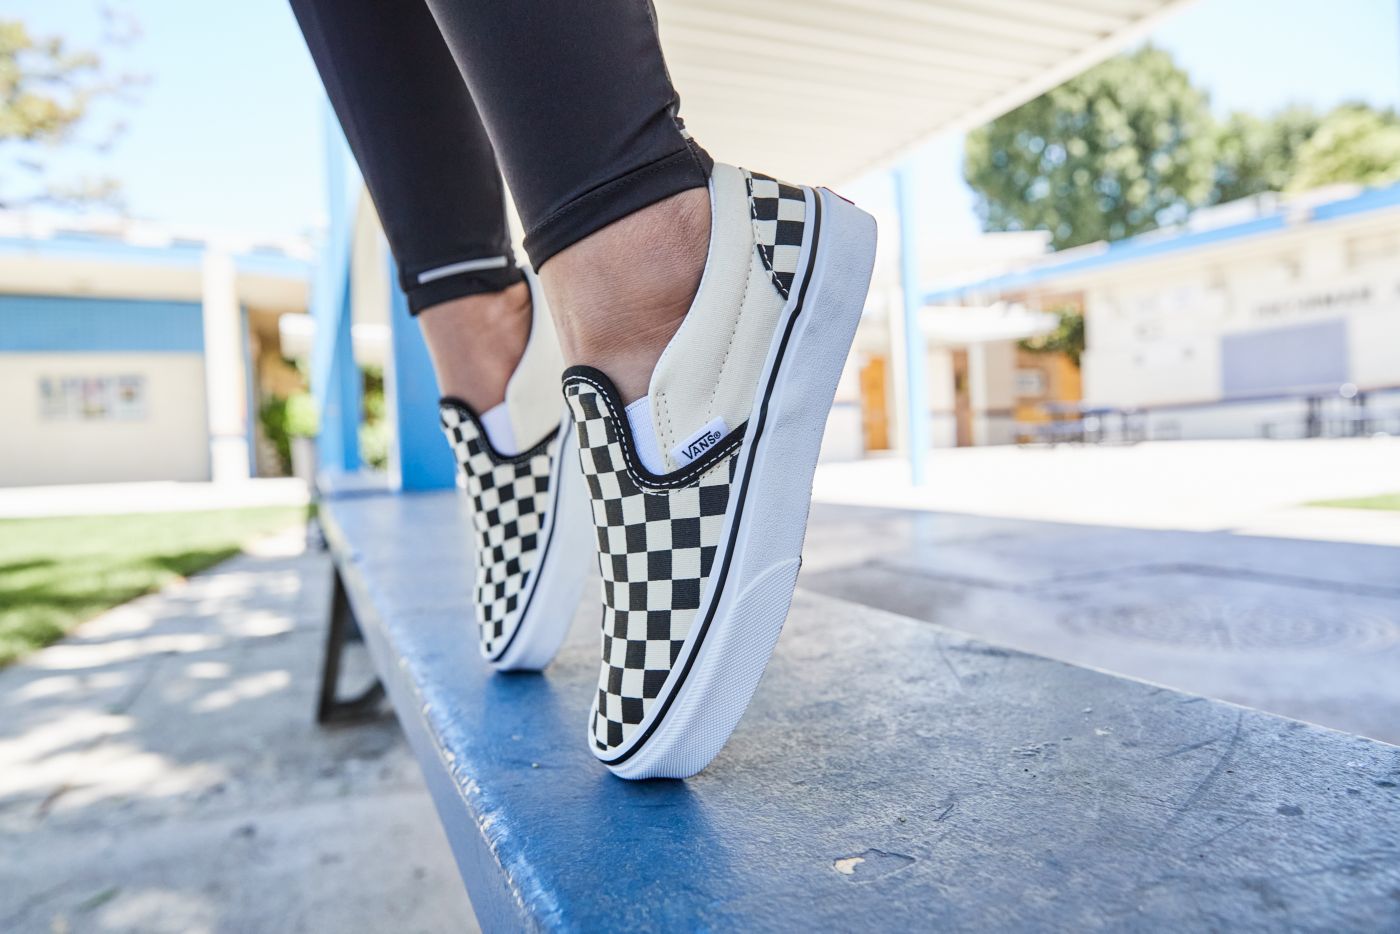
[[563, 163, 877, 779], [440, 272, 591, 672]]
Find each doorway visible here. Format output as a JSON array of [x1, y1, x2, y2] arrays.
[[952, 348, 973, 447], [858, 355, 890, 451]]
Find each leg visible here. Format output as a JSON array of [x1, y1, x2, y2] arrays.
[[290, 0, 528, 413], [421, 0, 713, 402], [292, 0, 594, 672], [418, 2, 880, 778]]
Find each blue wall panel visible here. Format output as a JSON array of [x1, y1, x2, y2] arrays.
[[0, 295, 205, 353], [1220, 318, 1349, 397]]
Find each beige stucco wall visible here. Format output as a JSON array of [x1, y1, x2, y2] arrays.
[[1081, 216, 1400, 409], [0, 353, 210, 486]]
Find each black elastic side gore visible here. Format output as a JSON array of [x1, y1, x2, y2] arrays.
[[439, 396, 557, 466], [600, 190, 824, 766], [559, 365, 747, 489]]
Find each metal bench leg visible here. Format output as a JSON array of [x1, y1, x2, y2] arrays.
[[316, 564, 386, 725]]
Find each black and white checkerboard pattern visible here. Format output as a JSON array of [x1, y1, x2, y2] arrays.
[[563, 379, 740, 753], [440, 404, 557, 657], [745, 169, 807, 300]]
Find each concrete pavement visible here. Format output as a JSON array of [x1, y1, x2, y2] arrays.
[[0, 528, 475, 933], [2, 438, 1397, 930], [803, 438, 1400, 745], [801, 502, 1400, 746], [813, 437, 1400, 543]]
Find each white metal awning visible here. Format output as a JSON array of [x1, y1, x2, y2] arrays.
[[921, 302, 1058, 344], [657, 0, 1191, 184]]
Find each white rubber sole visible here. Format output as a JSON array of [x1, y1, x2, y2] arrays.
[[601, 187, 878, 779], [489, 416, 593, 672]]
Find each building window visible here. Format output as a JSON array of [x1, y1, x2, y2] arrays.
[[1015, 368, 1047, 397], [39, 375, 148, 421]]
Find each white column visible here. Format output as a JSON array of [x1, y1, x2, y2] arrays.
[[967, 342, 989, 447], [885, 286, 912, 456], [201, 249, 251, 482]]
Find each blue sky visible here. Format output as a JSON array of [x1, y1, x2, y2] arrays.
[[9, 0, 1400, 242]]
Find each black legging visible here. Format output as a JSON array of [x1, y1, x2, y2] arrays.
[[289, 0, 713, 313]]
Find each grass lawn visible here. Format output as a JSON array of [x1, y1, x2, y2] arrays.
[[1306, 492, 1400, 511], [0, 507, 305, 667]]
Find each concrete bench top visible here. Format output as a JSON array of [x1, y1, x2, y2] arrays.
[[319, 488, 1400, 932]]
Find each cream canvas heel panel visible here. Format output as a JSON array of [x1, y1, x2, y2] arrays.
[[646, 163, 757, 471], [505, 270, 566, 449], [705, 252, 753, 429]]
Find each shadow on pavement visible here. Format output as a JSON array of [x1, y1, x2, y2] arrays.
[[0, 537, 474, 933]]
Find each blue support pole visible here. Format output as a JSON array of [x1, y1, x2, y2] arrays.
[[894, 163, 929, 485], [325, 281, 361, 473], [387, 258, 456, 491], [310, 102, 360, 475]]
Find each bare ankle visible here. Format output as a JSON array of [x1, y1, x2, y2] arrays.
[[418, 280, 531, 412], [541, 187, 710, 403]]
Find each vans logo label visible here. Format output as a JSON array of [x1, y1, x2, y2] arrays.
[[671, 417, 729, 467]]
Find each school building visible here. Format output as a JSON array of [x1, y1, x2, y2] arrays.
[[0, 213, 314, 487], [849, 180, 1400, 453]]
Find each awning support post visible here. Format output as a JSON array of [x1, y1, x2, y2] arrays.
[[310, 101, 361, 475], [385, 258, 455, 491], [894, 163, 929, 485]]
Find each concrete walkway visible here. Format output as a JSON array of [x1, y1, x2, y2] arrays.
[[814, 438, 1400, 544], [801, 501, 1400, 746], [805, 442, 1400, 737], [0, 528, 475, 933]]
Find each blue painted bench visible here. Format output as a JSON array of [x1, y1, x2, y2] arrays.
[[315, 484, 1400, 931]]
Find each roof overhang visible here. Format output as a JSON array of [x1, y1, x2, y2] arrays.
[[0, 235, 310, 309], [658, 0, 1196, 184], [923, 179, 1400, 302], [922, 302, 1058, 344]]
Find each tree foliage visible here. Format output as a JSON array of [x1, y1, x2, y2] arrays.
[[964, 46, 1216, 250], [0, 22, 99, 143], [1288, 104, 1400, 192], [1018, 309, 1085, 367], [1211, 106, 1321, 204], [966, 46, 1400, 250], [0, 11, 141, 208]]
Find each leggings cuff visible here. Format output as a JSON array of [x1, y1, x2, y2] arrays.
[[404, 262, 524, 315], [523, 143, 713, 268]]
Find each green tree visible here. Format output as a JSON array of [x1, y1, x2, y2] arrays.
[[964, 45, 1216, 250], [1288, 103, 1400, 192], [1018, 309, 1085, 367], [0, 13, 140, 208], [1210, 106, 1321, 204]]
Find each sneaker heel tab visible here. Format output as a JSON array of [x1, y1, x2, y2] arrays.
[[439, 396, 482, 429], [442, 395, 556, 464], [439, 395, 477, 414], [561, 364, 621, 395]]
